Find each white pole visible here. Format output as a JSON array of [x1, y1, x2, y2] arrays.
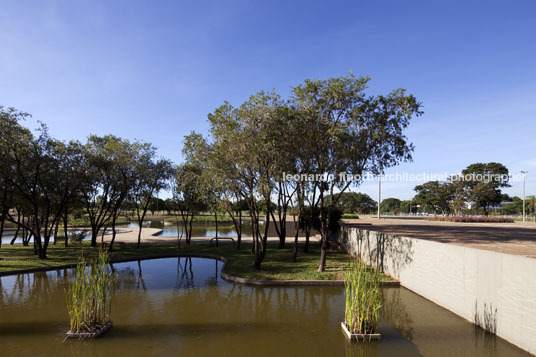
[[377, 173, 381, 219], [521, 171, 527, 222]]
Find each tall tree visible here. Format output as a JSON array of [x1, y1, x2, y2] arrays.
[[413, 181, 454, 215], [291, 74, 422, 272], [0, 107, 30, 247], [206, 93, 282, 269], [380, 198, 402, 214], [326, 192, 377, 214], [172, 163, 206, 245], [461, 162, 510, 215], [80, 135, 137, 248], [4, 122, 79, 258], [130, 147, 173, 249]]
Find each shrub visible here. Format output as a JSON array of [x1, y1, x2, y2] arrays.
[[66, 249, 114, 333], [344, 260, 381, 334], [425, 216, 514, 223]]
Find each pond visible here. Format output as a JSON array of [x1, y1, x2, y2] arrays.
[[0, 258, 529, 356], [0, 219, 290, 244], [127, 219, 306, 239]]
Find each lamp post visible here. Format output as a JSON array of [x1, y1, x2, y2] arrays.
[[521, 171, 527, 222], [377, 170, 382, 219]]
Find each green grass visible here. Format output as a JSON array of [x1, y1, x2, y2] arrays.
[[0, 241, 391, 282]]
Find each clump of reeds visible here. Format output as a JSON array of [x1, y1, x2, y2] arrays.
[[344, 259, 381, 334], [66, 249, 114, 333]]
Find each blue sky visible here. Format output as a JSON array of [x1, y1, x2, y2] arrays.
[[1, 0, 535, 200]]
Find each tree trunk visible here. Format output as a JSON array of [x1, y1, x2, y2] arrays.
[[317, 203, 329, 272], [292, 214, 301, 262], [22, 223, 29, 246], [108, 213, 118, 252], [34, 220, 47, 259], [0, 215, 4, 248], [63, 211, 69, 247], [10, 211, 22, 245], [303, 226, 310, 253], [214, 212, 218, 247], [253, 211, 269, 270], [292, 221, 299, 262], [10, 225, 20, 245], [33, 220, 39, 256], [53, 221, 59, 245], [236, 210, 242, 250], [251, 214, 257, 255], [188, 214, 193, 244], [278, 219, 286, 249], [318, 235, 328, 272], [137, 224, 143, 248], [91, 228, 98, 247], [136, 208, 148, 249]]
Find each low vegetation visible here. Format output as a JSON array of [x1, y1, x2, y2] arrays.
[[66, 250, 114, 333], [344, 260, 382, 334], [425, 216, 514, 223], [0, 241, 391, 282]]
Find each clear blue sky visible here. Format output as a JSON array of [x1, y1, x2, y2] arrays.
[[1, 0, 535, 201]]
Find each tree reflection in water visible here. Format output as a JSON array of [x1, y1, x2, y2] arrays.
[[0, 258, 530, 357], [381, 287, 415, 339]]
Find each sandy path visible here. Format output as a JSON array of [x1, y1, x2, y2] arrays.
[[104, 227, 321, 245]]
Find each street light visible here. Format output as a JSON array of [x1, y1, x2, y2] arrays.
[[521, 171, 528, 222], [377, 173, 381, 219]]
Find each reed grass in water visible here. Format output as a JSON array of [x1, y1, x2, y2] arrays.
[[344, 260, 381, 334], [66, 249, 114, 333]]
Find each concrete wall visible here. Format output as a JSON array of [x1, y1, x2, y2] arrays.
[[338, 224, 536, 355]]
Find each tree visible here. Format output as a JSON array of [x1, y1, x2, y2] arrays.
[[0, 107, 31, 247], [54, 140, 85, 248], [327, 192, 377, 214], [460, 162, 510, 215], [267, 105, 300, 250], [399, 200, 417, 214], [380, 198, 402, 214], [3, 120, 80, 258], [148, 197, 166, 215], [448, 179, 467, 215], [291, 74, 422, 272], [526, 195, 536, 222], [206, 93, 282, 269], [231, 199, 249, 249], [413, 181, 454, 215], [80, 135, 138, 248], [130, 148, 173, 249], [172, 163, 206, 246]]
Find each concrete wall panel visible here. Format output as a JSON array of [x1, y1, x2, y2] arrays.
[[338, 225, 536, 355]]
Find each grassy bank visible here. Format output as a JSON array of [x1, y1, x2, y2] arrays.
[[0, 241, 390, 281]]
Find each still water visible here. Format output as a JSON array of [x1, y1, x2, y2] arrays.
[[128, 220, 307, 239], [0, 258, 530, 356], [0, 220, 272, 244]]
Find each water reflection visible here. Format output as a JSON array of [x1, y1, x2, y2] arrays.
[[128, 220, 311, 239], [0, 258, 531, 357], [1, 219, 313, 245]]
